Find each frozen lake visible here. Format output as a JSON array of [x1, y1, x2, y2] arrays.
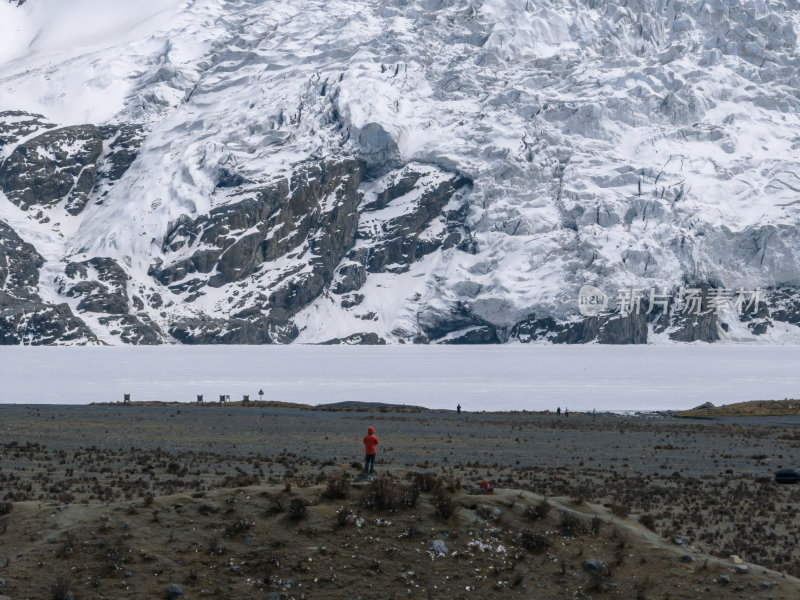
[[0, 345, 798, 411]]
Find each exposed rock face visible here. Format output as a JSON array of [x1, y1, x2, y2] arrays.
[[59, 257, 161, 344], [0, 221, 95, 344], [331, 164, 473, 301], [510, 313, 649, 345], [151, 159, 363, 342], [320, 332, 386, 345], [0, 125, 104, 215], [0, 111, 55, 153], [0, 122, 145, 216]]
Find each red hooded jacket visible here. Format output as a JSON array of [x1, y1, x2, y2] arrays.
[[363, 426, 378, 456]]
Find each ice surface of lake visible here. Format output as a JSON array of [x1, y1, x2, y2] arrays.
[[1, 345, 798, 411]]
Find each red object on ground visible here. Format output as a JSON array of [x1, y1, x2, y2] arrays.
[[478, 480, 494, 494], [363, 426, 378, 456]]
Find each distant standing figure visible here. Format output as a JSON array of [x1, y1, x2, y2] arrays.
[[457, 404, 461, 415], [556, 407, 561, 416], [565, 407, 569, 418], [592, 409, 596, 421], [363, 426, 378, 474]]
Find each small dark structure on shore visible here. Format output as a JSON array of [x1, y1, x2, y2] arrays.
[[197, 395, 203, 403], [123, 393, 131, 405], [775, 468, 800, 484]]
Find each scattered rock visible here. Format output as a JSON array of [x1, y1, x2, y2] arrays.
[[679, 554, 693, 563], [583, 558, 605, 574], [672, 535, 689, 545], [430, 540, 449, 556], [718, 575, 730, 585], [165, 583, 183, 599]]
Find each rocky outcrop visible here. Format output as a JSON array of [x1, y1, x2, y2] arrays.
[[0, 121, 144, 216], [0, 221, 95, 345], [59, 257, 161, 344], [0, 111, 55, 152], [357, 166, 470, 276], [330, 164, 473, 301], [320, 332, 386, 345], [168, 316, 296, 345], [510, 313, 649, 344], [149, 159, 363, 342], [0, 125, 104, 214]]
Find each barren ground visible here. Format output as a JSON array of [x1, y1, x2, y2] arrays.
[[1, 404, 799, 599]]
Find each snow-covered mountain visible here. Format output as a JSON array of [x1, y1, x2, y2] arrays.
[[1, 0, 799, 345]]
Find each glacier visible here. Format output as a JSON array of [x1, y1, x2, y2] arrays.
[[1, 0, 800, 345]]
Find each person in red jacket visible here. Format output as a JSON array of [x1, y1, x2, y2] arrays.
[[363, 426, 378, 474]]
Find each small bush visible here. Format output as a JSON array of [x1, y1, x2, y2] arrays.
[[610, 503, 630, 518], [362, 477, 418, 511], [591, 516, 603, 534], [412, 472, 442, 493], [0, 501, 13, 515], [324, 472, 350, 499], [51, 576, 71, 600], [336, 506, 355, 527], [208, 536, 224, 555], [559, 510, 584, 536], [222, 473, 259, 488], [288, 498, 306, 521], [224, 516, 253, 538], [56, 532, 76, 559], [434, 490, 454, 521], [265, 496, 284, 516], [525, 499, 551, 521], [517, 529, 550, 553], [639, 513, 656, 531], [570, 484, 591, 505]]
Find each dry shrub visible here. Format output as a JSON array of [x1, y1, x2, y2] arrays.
[[324, 471, 350, 499], [224, 516, 253, 537], [222, 472, 259, 488], [639, 513, 656, 531], [55, 532, 76, 559], [412, 472, 442, 493], [525, 498, 551, 521], [50, 576, 71, 600], [516, 529, 550, 553], [434, 490, 455, 521], [570, 484, 591, 505], [610, 503, 630, 518], [362, 477, 418, 511], [336, 506, 355, 527], [208, 536, 224, 555], [265, 496, 284, 516], [590, 516, 603, 534], [288, 498, 307, 520], [0, 501, 13, 515], [559, 510, 584, 536]]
